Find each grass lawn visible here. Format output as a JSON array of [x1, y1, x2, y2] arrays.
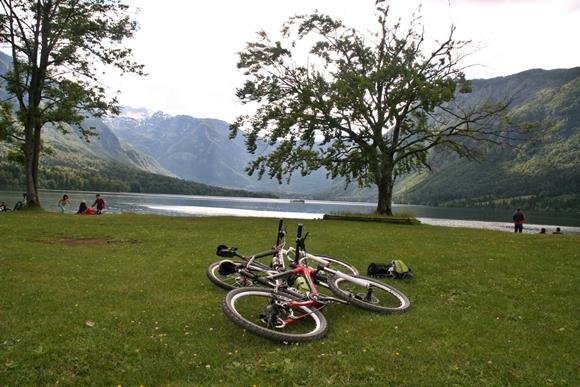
[[0, 212, 578, 385]]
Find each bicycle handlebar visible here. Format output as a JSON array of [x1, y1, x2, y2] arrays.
[[275, 219, 285, 246], [294, 224, 310, 263]]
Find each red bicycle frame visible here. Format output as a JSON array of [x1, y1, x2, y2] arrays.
[[264, 262, 327, 325]]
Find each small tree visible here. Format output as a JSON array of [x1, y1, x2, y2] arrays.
[[0, 0, 143, 208], [231, 0, 517, 215]]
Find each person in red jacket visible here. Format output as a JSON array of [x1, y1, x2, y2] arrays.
[[77, 201, 96, 215], [512, 208, 526, 233]]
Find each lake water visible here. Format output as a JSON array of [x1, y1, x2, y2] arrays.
[[1, 189, 579, 234]]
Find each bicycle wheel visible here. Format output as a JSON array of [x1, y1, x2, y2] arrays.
[[223, 287, 328, 342], [328, 274, 411, 313]]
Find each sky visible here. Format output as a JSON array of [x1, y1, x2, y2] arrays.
[[103, 0, 580, 122]]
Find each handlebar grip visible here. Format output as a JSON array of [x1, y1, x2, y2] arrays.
[[295, 224, 304, 261]]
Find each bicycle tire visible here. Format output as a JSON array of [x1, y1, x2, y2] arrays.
[[328, 274, 411, 313], [223, 287, 328, 342]]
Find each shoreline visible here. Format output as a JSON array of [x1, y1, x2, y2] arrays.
[[1, 189, 578, 232], [143, 205, 580, 234]]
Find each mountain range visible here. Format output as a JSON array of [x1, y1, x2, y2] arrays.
[[106, 68, 580, 211], [105, 110, 330, 195]]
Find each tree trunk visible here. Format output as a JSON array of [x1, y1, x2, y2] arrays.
[[375, 161, 395, 215], [24, 134, 40, 208], [23, 119, 42, 208], [31, 126, 42, 207], [24, 62, 43, 208]]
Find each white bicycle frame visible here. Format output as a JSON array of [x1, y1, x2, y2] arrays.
[[238, 243, 369, 291], [286, 247, 372, 288]]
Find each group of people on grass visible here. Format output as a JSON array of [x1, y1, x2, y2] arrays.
[[1, 195, 26, 211], [0, 193, 27, 212], [57, 193, 106, 215], [1, 193, 106, 214], [512, 208, 563, 234]]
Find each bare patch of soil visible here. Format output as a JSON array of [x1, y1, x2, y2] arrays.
[[58, 238, 111, 246]]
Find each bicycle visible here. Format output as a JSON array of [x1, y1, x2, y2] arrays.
[[221, 223, 411, 342], [207, 219, 359, 291]]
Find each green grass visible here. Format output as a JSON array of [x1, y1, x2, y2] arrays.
[[1, 212, 578, 385]]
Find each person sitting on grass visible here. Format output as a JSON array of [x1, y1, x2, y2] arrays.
[[77, 201, 96, 215], [552, 227, 562, 234], [0, 201, 8, 212]]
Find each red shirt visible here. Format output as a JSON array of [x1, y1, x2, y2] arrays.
[[513, 211, 525, 224]]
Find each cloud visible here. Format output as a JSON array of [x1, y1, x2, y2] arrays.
[[111, 0, 579, 121]]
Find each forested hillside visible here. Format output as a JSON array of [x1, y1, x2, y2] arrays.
[[0, 143, 276, 198], [394, 68, 580, 211]]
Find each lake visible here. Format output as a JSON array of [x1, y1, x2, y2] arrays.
[[1, 189, 579, 234]]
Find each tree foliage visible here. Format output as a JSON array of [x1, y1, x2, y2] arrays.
[[232, 0, 520, 215], [0, 0, 144, 207]]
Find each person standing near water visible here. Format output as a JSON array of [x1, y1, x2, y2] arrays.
[[92, 194, 106, 215], [512, 208, 526, 233]]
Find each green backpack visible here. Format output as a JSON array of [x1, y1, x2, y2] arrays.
[[367, 260, 413, 279]]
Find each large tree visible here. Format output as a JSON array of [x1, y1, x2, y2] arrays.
[[231, 0, 518, 215], [0, 0, 143, 208]]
